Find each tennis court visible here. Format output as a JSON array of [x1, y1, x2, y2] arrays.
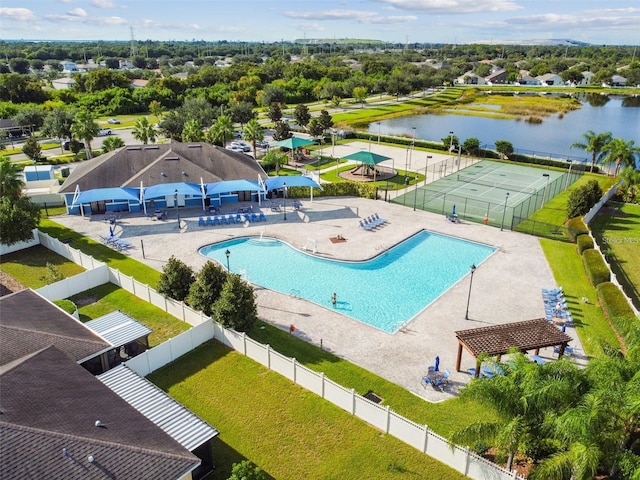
[[393, 160, 581, 229]]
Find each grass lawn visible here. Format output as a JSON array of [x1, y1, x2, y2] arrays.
[[540, 239, 620, 356], [589, 201, 640, 310], [149, 340, 467, 480], [0, 244, 85, 288], [320, 164, 423, 189], [68, 283, 190, 346]]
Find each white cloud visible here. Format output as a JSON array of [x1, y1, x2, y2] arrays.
[[0, 7, 37, 22], [91, 0, 117, 8], [284, 9, 416, 24], [373, 0, 522, 14], [138, 18, 201, 31]]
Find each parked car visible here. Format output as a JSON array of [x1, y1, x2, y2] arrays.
[[226, 145, 245, 153], [233, 130, 243, 139], [231, 141, 251, 152], [107, 118, 120, 124], [256, 141, 270, 149], [62, 140, 85, 151], [98, 128, 112, 136]]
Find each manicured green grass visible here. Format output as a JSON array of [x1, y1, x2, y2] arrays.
[[0, 244, 85, 288], [149, 340, 467, 480], [320, 164, 423, 189], [540, 239, 619, 356], [68, 283, 190, 346], [39, 218, 162, 286], [589, 202, 640, 309]]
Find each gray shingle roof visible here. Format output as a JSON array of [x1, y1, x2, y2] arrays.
[[0, 289, 111, 366], [59, 142, 268, 193], [0, 346, 199, 479]]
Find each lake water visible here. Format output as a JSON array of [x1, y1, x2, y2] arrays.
[[370, 94, 640, 161]]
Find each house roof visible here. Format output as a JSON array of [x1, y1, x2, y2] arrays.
[[98, 365, 219, 451], [0, 289, 111, 366], [85, 310, 152, 347], [59, 142, 268, 194], [0, 346, 199, 479]]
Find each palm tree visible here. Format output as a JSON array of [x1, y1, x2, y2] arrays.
[[602, 137, 640, 176], [570, 130, 613, 173], [182, 119, 204, 142], [132, 117, 157, 145], [208, 114, 233, 147], [70, 109, 99, 159], [102, 136, 125, 152], [0, 156, 25, 201], [619, 166, 640, 203], [243, 118, 264, 157]]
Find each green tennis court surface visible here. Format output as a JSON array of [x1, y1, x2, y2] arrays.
[[393, 160, 581, 229]]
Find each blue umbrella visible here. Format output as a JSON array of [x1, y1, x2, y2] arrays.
[[434, 356, 440, 372], [109, 225, 115, 237], [452, 205, 456, 216]]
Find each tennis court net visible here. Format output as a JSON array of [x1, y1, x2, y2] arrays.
[[457, 174, 539, 195]]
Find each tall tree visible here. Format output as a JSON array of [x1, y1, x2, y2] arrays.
[[132, 117, 157, 145], [181, 119, 204, 142], [273, 120, 292, 142], [242, 118, 264, 157], [208, 114, 233, 147], [70, 109, 99, 159], [21, 137, 42, 163], [101, 135, 125, 152], [0, 156, 24, 200], [41, 108, 74, 153], [267, 103, 282, 124], [293, 103, 311, 129], [0, 157, 41, 246], [317, 109, 334, 135], [570, 130, 613, 173], [157, 256, 195, 302], [602, 137, 640, 176], [213, 274, 258, 332], [187, 261, 228, 317]]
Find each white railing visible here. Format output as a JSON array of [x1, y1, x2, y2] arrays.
[[29, 229, 523, 480]]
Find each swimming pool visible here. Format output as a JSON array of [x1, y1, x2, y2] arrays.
[[199, 231, 496, 333]]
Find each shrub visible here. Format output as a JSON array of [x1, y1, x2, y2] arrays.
[[566, 217, 588, 242], [566, 179, 603, 219], [597, 282, 637, 345], [576, 233, 594, 253], [187, 261, 228, 317], [157, 255, 195, 301], [582, 248, 610, 286], [213, 274, 258, 332], [53, 299, 77, 315]]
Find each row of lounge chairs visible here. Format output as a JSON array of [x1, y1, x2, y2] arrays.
[[359, 213, 387, 231], [421, 367, 450, 391], [100, 235, 133, 252], [198, 213, 266, 226], [542, 286, 574, 326]]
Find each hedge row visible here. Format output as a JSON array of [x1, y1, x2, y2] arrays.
[[582, 248, 611, 286], [567, 217, 589, 242], [576, 233, 594, 253], [288, 181, 378, 200], [597, 282, 638, 344]]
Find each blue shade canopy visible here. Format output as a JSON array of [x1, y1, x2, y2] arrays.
[[340, 151, 391, 165], [273, 137, 316, 150], [205, 179, 265, 196], [72, 187, 140, 206], [264, 176, 323, 190], [143, 182, 203, 200]]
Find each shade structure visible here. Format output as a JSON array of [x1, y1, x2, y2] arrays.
[[143, 182, 203, 200], [340, 151, 391, 165], [264, 175, 322, 191], [72, 187, 140, 206], [205, 179, 265, 196], [273, 136, 316, 150]]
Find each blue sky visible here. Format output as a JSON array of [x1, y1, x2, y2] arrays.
[[1, 0, 639, 45]]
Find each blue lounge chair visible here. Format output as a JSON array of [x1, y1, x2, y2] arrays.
[[359, 220, 374, 231], [432, 369, 450, 390], [531, 355, 547, 365], [251, 213, 258, 222], [213, 215, 221, 226], [554, 345, 575, 356], [220, 215, 228, 225], [258, 212, 266, 222], [198, 216, 205, 227], [373, 213, 387, 224], [228, 214, 235, 224], [236, 213, 243, 223], [206, 216, 213, 226], [244, 213, 251, 223]]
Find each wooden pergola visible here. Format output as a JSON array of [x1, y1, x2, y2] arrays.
[[455, 318, 574, 377]]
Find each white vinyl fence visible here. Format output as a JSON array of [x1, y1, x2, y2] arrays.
[[30, 229, 522, 480]]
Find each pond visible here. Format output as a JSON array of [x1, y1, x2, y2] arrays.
[[370, 94, 640, 161]]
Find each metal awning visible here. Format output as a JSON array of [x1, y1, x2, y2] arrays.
[[85, 311, 152, 347], [98, 364, 219, 451]]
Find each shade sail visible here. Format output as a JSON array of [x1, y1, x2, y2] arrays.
[[264, 176, 322, 190], [143, 182, 203, 200], [273, 137, 316, 150], [205, 179, 265, 196], [341, 151, 391, 165], [72, 187, 140, 206]]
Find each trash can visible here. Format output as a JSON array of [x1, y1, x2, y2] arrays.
[[60, 167, 70, 178]]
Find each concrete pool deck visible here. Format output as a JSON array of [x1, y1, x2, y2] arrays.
[[53, 195, 587, 402]]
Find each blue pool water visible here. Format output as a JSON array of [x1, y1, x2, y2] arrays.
[[199, 231, 496, 333]]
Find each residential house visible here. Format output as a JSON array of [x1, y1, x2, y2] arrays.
[[455, 72, 487, 85], [537, 73, 565, 86], [51, 76, 76, 90], [517, 75, 540, 86], [485, 69, 508, 85], [61, 61, 78, 73], [579, 71, 595, 86], [610, 75, 627, 87], [131, 78, 149, 88]]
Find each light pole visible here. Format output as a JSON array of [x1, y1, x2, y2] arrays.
[[424, 155, 432, 185], [225, 249, 230, 272], [174, 189, 180, 230], [465, 264, 477, 320], [500, 192, 510, 231], [283, 182, 287, 221], [413, 175, 419, 211], [408, 127, 416, 169], [377, 122, 381, 144], [449, 131, 454, 153], [564, 160, 573, 190], [542, 173, 550, 206]]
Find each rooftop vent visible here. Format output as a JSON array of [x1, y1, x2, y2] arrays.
[[143, 145, 159, 150], [126, 146, 141, 151], [165, 157, 180, 161], [187, 144, 202, 148]]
